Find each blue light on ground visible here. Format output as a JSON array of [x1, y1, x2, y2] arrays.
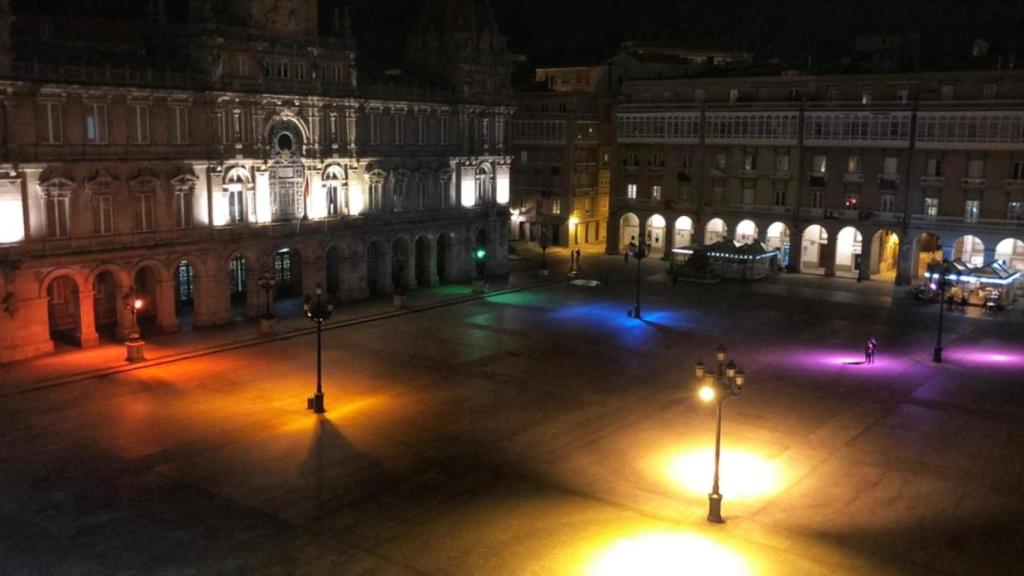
[[549, 302, 699, 348]]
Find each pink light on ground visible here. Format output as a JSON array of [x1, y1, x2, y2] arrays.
[[943, 346, 1024, 369]]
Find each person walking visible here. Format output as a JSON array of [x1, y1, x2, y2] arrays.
[[864, 340, 873, 364], [868, 337, 878, 364]]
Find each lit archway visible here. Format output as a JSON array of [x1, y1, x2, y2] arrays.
[[834, 226, 863, 275], [766, 222, 791, 267], [674, 216, 694, 248], [175, 260, 195, 313], [914, 233, 941, 278], [870, 229, 900, 280], [704, 218, 728, 245], [995, 238, 1024, 272], [619, 213, 640, 251], [801, 225, 828, 274], [45, 274, 82, 346], [645, 214, 667, 256], [953, 235, 985, 265], [734, 220, 758, 244]]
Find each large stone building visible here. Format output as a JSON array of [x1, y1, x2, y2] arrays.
[[0, 0, 514, 363], [608, 69, 1024, 285]]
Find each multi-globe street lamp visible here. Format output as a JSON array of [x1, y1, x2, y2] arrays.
[[304, 283, 335, 414], [932, 259, 956, 363], [695, 344, 747, 523], [629, 240, 648, 319]]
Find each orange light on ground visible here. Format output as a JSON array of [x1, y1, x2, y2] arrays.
[[666, 448, 781, 501], [586, 531, 750, 576]]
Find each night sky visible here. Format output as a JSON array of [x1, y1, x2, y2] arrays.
[[13, 0, 1024, 70]]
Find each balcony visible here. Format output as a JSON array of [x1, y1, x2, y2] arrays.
[[739, 169, 760, 179], [772, 170, 790, 180], [920, 176, 946, 187], [842, 172, 864, 183], [962, 177, 987, 188], [1005, 179, 1024, 189], [878, 174, 901, 191], [910, 214, 1024, 232], [807, 173, 827, 188], [874, 211, 904, 223], [800, 207, 825, 219]]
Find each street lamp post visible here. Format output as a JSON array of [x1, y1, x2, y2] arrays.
[[304, 283, 334, 414], [258, 270, 277, 336], [123, 289, 146, 363], [538, 227, 551, 277], [629, 241, 648, 319], [695, 344, 747, 523], [932, 260, 954, 363]]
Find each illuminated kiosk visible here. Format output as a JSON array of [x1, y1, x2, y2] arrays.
[[673, 241, 781, 282], [924, 260, 1020, 309]]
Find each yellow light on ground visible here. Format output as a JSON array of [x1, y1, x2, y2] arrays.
[[587, 532, 750, 576], [698, 385, 716, 402], [667, 448, 780, 501]]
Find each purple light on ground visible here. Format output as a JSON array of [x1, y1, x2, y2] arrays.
[[943, 346, 1024, 368], [780, 346, 907, 375]]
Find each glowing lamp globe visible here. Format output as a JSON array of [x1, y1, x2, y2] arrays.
[[699, 385, 716, 402]]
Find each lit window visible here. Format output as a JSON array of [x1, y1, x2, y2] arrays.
[[883, 157, 898, 175], [85, 103, 107, 144], [552, 199, 561, 215], [965, 200, 980, 222], [926, 158, 943, 178], [175, 189, 193, 229], [627, 183, 637, 199], [1009, 201, 1023, 220], [924, 197, 939, 217], [813, 155, 828, 174], [651, 185, 662, 201], [847, 155, 861, 173]]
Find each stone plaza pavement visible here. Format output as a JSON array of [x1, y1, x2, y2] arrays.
[[0, 250, 1022, 575]]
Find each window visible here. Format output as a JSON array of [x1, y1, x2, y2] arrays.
[[860, 87, 872, 104], [325, 180, 342, 217], [482, 118, 491, 147], [369, 112, 381, 144], [417, 179, 428, 210], [967, 159, 985, 179], [236, 55, 248, 77], [171, 106, 189, 145], [130, 104, 150, 145], [788, 87, 801, 101], [394, 113, 404, 145], [896, 87, 910, 103], [844, 192, 860, 209], [418, 115, 426, 145], [940, 84, 955, 101], [85, 103, 107, 144], [227, 177, 245, 225], [45, 193, 70, 239], [743, 150, 757, 171], [729, 88, 740, 104], [93, 195, 113, 236], [826, 86, 838, 102], [964, 200, 980, 222], [773, 182, 786, 206], [135, 193, 155, 232], [1012, 161, 1024, 181], [393, 178, 407, 212], [813, 155, 828, 173], [333, 64, 344, 83], [983, 84, 998, 100], [174, 189, 193, 229], [811, 190, 824, 209], [651, 185, 662, 201], [369, 181, 383, 211], [775, 154, 789, 172], [883, 157, 899, 175], [926, 158, 943, 178], [440, 116, 450, 145], [742, 183, 754, 205], [42, 101, 63, 144], [847, 155, 861, 173], [277, 60, 289, 79], [626, 183, 637, 199], [1009, 201, 1023, 220], [296, 62, 306, 80], [263, 60, 272, 78], [924, 197, 939, 217], [552, 199, 561, 215], [881, 194, 895, 213]]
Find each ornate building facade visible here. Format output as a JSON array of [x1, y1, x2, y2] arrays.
[[608, 70, 1024, 285], [0, 0, 514, 363]]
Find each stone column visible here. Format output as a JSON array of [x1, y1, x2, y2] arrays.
[[245, 268, 263, 319], [193, 270, 232, 328], [155, 279, 179, 333], [76, 290, 100, 348], [606, 212, 621, 255], [428, 240, 440, 287], [857, 245, 873, 282], [824, 236, 838, 277], [0, 296, 54, 362], [896, 240, 915, 285], [787, 233, 803, 272], [340, 251, 369, 301], [115, 285, 134, 341]]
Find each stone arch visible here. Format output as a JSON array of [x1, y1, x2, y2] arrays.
[[86, 263, 132, 340], [270, 245, 304, 299], [766, 222, 792, 266], [834, 226, 864, 275], [263, 115, 311, 149], [645, 214, 667, 256], [673, 216, 694, 248], [953, 235, 985, 265], [366, 237, 390, 295], [801, 224, 829, 274], [913, 232, 942, 279], [42, 271, 85, 347], [619, 213, 640, 251], [704, 218, 728, 245], [735, 219, 759, 244], [995, 238, 1024, 272], [391, 235, 415, 292], [414, 234, 436, 287], [869, 229, 901, 280]]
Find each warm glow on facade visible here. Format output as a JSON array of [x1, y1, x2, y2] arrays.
[[0, 193, 24, 244], [496, 164, 510, 205], [255, 170, 272, 224]]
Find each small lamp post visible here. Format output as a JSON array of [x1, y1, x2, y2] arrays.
[[123, 289, 146, 363], [304, 283, 334, 414], [472, 246, 488, 294], [628, 240, 648, 319], [538, 226, 551, 276], [258, 270, 277, 336], [932, 259, 955, 363], [695, 344, 747, 523]]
